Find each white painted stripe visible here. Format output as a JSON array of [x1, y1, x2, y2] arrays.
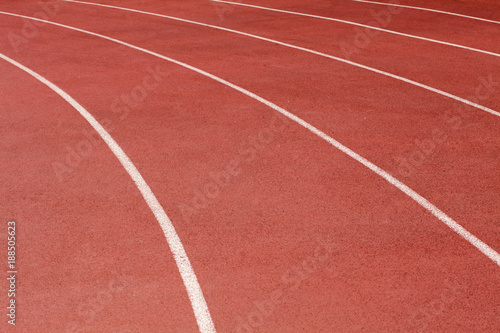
[[353, 0, 500, 25], [209, 0, 500, 58], [59, 0, 500, 119], [0, 12, 498, 266], [0, 53, 216, 333]]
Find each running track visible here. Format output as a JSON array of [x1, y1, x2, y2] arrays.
[[0, 0, 499, 332]]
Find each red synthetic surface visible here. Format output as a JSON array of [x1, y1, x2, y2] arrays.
[[0, 0, 499, 332]]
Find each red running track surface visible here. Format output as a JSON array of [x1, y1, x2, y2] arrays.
[[0, 0, 499, 332]]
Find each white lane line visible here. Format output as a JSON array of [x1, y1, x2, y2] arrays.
[[60, 0, 500, 119], [0, 12, 498, 267], [0, 53, 216, 333], [353, 0, 500, 25], [209, 0, 500, 58]]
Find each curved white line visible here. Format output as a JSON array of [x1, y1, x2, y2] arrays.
[[352, 0, 500, 25], [0, 53, 216, 333], [209, 0, 500, 58], [59, 0, 500, 119], [0, 12, 498, 266]]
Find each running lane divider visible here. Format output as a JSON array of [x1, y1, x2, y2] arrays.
[[209, 0, 500, 58], [0, 53, 217, 333], [0, 12, 498, 267], [352, 0, 500, 25], [62, 0, 500, 119]]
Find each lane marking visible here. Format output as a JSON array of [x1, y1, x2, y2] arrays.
[[60, 0, 500, 119], [352, 0, 500, 25], [0, 53, 216, 333], [0, 12, 498, 267], [209, 0, 500, 58]]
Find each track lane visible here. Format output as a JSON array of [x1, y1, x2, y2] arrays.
[[1, 1, 499, 261], [209, 0, 500, 59], [56, 0, 500, 119], [210, 0, 500, 106], [15, 0, 499, 248], [354, 0, 500, 23], [1, 1, 499, 332], [207, 0, 500, 56], [353, 0, 500, 24], [0, 59, 202, 332], [0, 52, 216, 333]]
